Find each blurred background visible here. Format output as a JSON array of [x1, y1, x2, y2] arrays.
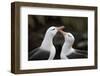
[[28, 15, 88, 60]]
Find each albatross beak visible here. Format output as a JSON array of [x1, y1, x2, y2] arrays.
[[57, 26, 64, 31], [59, 30, 67, 36], [56, 26, 66, 35]]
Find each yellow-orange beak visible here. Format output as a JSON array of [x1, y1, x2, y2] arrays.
[[56, 26, 66, 36], [56, 26, 64, 31], [59, 29, 67, 36]]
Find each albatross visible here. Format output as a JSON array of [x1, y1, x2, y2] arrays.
[[29, 26, 64, 60], [59, 30, 87, 59]]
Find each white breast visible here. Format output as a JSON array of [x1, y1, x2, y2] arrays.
[[48, 46, 56, 60]]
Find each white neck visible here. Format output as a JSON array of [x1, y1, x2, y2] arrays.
[[40, 33, 54, 51], [61, 42, 74, 56]]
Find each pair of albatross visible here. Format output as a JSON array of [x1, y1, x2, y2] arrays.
[[29, 26, 87, 60]]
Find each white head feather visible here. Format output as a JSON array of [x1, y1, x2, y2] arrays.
[[64, 32, 75, 47]]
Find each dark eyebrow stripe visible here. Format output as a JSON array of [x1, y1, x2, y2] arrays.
[[68, 34, 71, 37], [52, 28, 55, 30]]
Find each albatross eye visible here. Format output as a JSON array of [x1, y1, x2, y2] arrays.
[[52, 28, 55, 30], [68, 34, 71, 37]]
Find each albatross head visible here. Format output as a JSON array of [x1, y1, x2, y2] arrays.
[[59, 30, 75, 46], [46, 26, 64, 37]]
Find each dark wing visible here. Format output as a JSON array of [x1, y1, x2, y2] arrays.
[[28, 48, 50, 60], [75, 49, 88, 55], [67, 49, 87, 59], [29, 48, 39, 57]]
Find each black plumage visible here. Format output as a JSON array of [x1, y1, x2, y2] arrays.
[[67, 49, 87, 59], [29, 48, 50, 60]]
